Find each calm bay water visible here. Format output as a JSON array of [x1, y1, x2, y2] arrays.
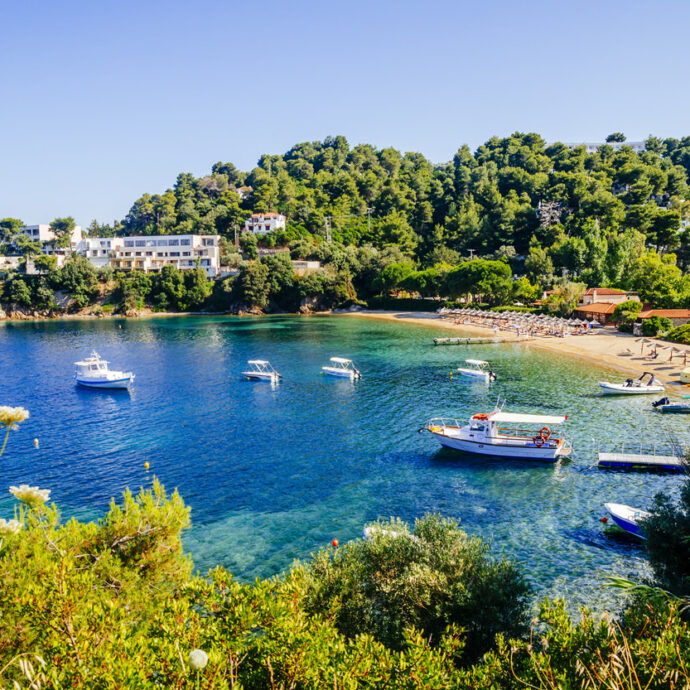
[[0, 314, 684, 611]]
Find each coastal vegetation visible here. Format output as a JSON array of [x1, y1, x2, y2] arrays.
[[3, 132, 690, 316], [2, 411, 690, 688]]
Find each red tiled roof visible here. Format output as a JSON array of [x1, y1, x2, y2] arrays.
[[249, 212, 282, 218], [584, 287, 627, 296], [574, 302, 617, 314], [639, 309, 690, 319]]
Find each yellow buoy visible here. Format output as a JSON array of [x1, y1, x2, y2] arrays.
[[33, 438, 39, 448], [144, 461, 150, 470]]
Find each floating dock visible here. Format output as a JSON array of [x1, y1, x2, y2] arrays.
[[433, 337, 500, 345], [597, 451, 685, 472]]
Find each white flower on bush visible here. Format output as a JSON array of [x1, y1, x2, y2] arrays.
[[0, 406, 29, 430], [188, 649, 208, 670], [10, 484, 51, 506], [0, 518, 22, 536]]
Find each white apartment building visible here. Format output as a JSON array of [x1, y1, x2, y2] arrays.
[[77, 234, 221, 278], [20, 224, 83, 253], [560, 141, 646, 154], [244, 212, 286, 235]]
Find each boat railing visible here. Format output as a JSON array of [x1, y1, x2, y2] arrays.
[[427, 417, 463, 428]]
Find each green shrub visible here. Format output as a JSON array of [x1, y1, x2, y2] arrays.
[[642, 477, 690, 596], [367, 296, 439, 311], [295, 515, 531, 662], [641, 315, 673, 337], [667, 324, 690, 344], [612, 299, 643, 324]]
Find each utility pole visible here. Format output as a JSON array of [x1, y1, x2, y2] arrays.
[[468, 249, 476, 260], [234, 224, 239, 248], [324, 216, 332, 243]]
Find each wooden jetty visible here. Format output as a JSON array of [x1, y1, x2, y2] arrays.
[[433, 337, 501, 346], [597, 451, 685, 472]]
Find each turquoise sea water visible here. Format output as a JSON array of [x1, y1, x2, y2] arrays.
[[0, 314, 684, 611]]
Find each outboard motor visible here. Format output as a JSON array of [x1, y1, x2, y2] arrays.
[[489, 370, 497, 382], [652, 396, 669, 408], [625, 378, 633, 387]]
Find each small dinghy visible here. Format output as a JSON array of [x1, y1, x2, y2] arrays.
[[604, 502, 650, 538], [652, 396, 690, 413], [74, 351, 134, 389], [599, 372, 664, 396], [241, 360, 281, 383], [322, 357, 361, 380], [456, 359, 496, 382]]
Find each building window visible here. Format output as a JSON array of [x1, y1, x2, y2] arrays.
[[124, 240, 134, 247], [170, 252, 180, 257], [169, 239, 179, 246], [182, 252, 190, 256], [156, 239, 167, 246], [180, 239, 191, 246], [135, 240, 145, 247]]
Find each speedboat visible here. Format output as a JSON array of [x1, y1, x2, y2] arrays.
[[322, 357, 361, 379], [456, 359, 496, 382], [419, 409, 571, 461], [74, 351, 134, 389], [651, 396, 690, 413], [604, 503, 650, 538], [241, 360, 281, 383], [599, 372, 664, 395]]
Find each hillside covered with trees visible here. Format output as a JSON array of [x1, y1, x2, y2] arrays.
[[3, 132, 690, 315]]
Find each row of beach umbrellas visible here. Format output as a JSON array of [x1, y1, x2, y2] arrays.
[[437, 307, 589, 330]]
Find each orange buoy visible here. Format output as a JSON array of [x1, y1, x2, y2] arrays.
[[331, 538, 339, 547]]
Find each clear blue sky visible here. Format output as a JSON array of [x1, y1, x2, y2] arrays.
[[2, 0, 689, 227]]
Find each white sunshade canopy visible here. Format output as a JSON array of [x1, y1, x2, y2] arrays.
[[489, 412, 567, 425], [330, 357, 353, 364], [248, 360, 270, 365], [466, 359, 489, 366]]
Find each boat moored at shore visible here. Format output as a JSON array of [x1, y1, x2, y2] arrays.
[[420, 410, 571, 461], [241, 360, 281, 383], [74, 352, 135, 389], [322, 357, 361, 379], [599, 372, 663, 395]]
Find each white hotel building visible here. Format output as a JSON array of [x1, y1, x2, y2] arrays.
[[78, 235, 221, 277], [244, 212, 286, 235]]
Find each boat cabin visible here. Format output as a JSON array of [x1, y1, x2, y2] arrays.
[[468, 411, 567, 445], [465, 359, 490, 370], [74, 352, 109, 376]]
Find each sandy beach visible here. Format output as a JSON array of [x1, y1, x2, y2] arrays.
[[340, 310, 690, 393]]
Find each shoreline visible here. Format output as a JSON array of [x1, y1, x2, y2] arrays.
[[339, 310, 690, 392]]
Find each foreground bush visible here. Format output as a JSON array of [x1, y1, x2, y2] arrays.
[[643, 476, 690, 596], [295, 515, 531, 662], [2, 481, 690, 688]]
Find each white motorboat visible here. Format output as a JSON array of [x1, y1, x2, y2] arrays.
[[322, 357, 361, 379], [420, 409, 571, 461], [241, 360, 281, 383], [604, 503, 650, 538], [74, 351, 134, 389], [599, 372, 664, 396], [456, 359, 496, 382]]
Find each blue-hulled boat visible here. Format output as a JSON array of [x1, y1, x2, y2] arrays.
[[651, 396, 690, 413], [604, 502, 650, 538]]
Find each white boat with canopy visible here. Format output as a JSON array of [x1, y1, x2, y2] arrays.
[[241, 360, 281, 383], [456, 359, 496, 382], [420, 409, 571, 461], [599, 372, 664, 396], [74, 351, 134, 389], [322, 357, 361, 379]]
